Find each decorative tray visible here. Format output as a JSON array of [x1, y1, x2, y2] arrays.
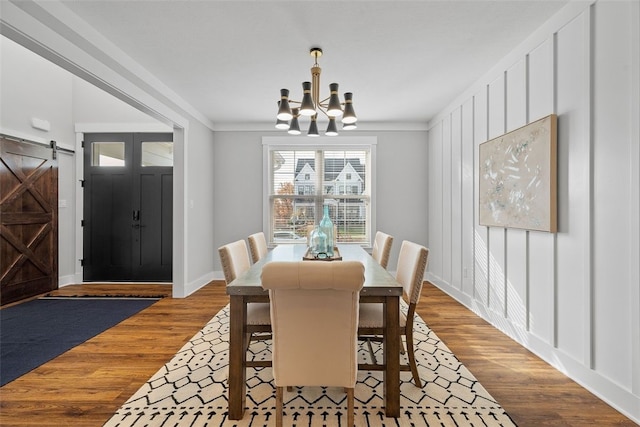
[[303, 247, 342, 261]]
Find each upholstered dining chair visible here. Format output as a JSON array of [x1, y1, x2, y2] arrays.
[[218, 239, 271, 340], [261, 261, 365, 427], [358, 240, 429, 387], [248, 232, 269, 263], [371, 231, 394, 269]]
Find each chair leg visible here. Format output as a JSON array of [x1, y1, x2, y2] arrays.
[[365, 338, 377, 364], [405, 328, 422, 387], [346, 387, 354, 427], [243, 333, 252, 353], [400, 335, 406, 355], [276, 386, 283, 427]]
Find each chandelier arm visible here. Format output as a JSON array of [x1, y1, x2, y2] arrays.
[[315, 106, 330, 118]]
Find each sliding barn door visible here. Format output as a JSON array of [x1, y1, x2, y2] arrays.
[[83, 133, 172, 282], [0, 137, 58, 306]]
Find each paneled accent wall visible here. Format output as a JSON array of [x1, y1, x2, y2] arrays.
[[426, 1, 639, 422]]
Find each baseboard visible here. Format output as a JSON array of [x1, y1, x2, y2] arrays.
[[58, 274, 77, 287], [427, 274, 640, 424], [175, 271, 217, 298]]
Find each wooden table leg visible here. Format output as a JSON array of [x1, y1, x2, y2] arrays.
[[383, 294, 400, 417], [228, 295, 247, 420]]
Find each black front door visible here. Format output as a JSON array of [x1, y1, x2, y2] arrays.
[[83, 133, 173, 282]]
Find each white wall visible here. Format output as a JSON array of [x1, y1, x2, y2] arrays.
[[0, 27, 217, 297], [0, 36, 77, 284], [72, 77, 163, 125], [0, 35, 175, 286], [426, 1, 639, 422], [1, 0, 220, 298], [212, 130, 429, 275], [0, 37, 75, 145]]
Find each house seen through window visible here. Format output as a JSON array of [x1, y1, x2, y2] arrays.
[[264, 140, 375, 246]]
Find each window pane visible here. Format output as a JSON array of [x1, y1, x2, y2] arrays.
[[331, 198, 369, 243], [91, 141, 125, 166], [272, 196, 316, 241], [271, 150, 316, 194], [323, 150, 367, 196], [141, 141, 173, 166]]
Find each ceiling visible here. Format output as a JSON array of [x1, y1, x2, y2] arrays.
[[58, 0, 570, 131]]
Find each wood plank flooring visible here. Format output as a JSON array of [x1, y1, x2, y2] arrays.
[[0, 282, 635, 426]]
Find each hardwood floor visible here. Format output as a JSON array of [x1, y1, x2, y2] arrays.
[[0, 282, 635, 426]]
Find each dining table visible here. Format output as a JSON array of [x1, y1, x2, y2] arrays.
[[225, 243, 403, 420]]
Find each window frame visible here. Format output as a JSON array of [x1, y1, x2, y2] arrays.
[[262, 136, 377, 247]]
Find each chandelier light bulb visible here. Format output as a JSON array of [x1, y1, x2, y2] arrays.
[[326, 83, 343, 117], [275, 118, 289, 130], [277, 89, 293, 121], [299, 81, 316, 116], [275, 101, 290, 129], [325, 117, 338, 136], [341, 92, 357, 124], [288, 108, 301, 135], [307, 115, 319, 137]]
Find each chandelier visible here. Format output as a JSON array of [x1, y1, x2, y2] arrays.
[[276, 47, 357, 136]]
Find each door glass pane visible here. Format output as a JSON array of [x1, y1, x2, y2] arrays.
[[141, 142, 173, 167], [91, 141, 125, 166]]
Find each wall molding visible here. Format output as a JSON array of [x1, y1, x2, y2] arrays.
[[426, 1, 639, 423]]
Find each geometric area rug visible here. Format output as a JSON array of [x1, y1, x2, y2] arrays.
[[104, 304, 517, 426]]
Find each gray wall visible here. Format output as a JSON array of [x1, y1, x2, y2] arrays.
[[212, 130, 428, 275]]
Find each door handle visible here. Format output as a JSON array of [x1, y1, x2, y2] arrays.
[[133, 210, 140, 221]]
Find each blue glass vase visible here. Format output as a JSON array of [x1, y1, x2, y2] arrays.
[[309, 226, 327, 256], [319, 205, 334, 257]]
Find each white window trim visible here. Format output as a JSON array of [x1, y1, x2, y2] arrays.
[[262, 136, 377, 247]]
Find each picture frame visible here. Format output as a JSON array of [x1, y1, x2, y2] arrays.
[[478, 114, 557, 232]]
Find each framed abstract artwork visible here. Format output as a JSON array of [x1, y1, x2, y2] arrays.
[[479, 114, 557, 232]]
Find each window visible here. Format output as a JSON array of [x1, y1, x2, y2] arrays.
[[263, 137, 376, 246], [141, 141, 173, 166], [91, 141, 125, 166]]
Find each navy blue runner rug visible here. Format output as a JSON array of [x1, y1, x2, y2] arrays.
[[0, 297, 159, 386]]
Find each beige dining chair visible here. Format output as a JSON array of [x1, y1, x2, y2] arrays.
[[371, 231, 394, 269], [358, 240, 429, 387], [261, 261, 365, 427], [218, 239, 271, 338], [248, 232, 269, 263]]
